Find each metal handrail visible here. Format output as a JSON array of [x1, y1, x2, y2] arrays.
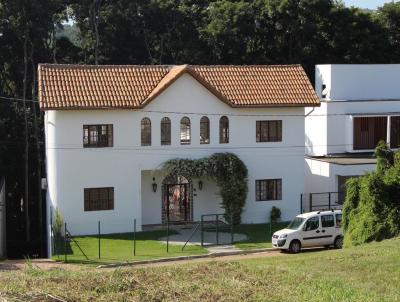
[[181, 222, 201, 251]]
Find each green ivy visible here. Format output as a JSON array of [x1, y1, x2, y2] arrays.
[[343, 141, 400, 246], [161, 153, 248, 224]]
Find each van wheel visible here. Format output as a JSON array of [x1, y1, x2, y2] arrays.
[[334, 236, 343, 249], [289, 240, 301, 254]]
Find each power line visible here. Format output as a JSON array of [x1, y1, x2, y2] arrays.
[[1, 95, 399, 118]]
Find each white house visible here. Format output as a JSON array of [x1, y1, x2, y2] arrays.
[[39, 64, 319, 253], [304, 64, 400, 210]]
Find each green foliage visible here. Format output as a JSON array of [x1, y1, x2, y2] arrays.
[[52, 208, 64, 238], [270, 206, 281, 223], [343, 144, 400, 246], [162, 153, 248, 224]]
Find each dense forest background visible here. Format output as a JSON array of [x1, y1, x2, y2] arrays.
[[0, 0, 399, 257]]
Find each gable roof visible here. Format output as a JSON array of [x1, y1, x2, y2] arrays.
[[38, 64, 319, 110]]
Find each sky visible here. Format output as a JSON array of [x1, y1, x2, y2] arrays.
[[343, 0, 394, 9]]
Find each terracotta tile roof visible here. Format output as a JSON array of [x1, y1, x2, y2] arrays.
[[38, 64, 319, 110]]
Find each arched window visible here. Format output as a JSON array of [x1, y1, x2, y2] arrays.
[[219, 116, 229, 144], [200, 116, 210, 144], [160, 117, 171, 145], [180, 117, 191, 145], [141, 118, 151, 146]]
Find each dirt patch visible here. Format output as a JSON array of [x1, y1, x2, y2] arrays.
[[0, 259, 86, 272], [0, 250, 284, 272]]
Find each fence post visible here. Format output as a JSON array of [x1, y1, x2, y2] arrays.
[[64, 222, 67, 263], [269, 212, 272, 238], [216, 214, 219, 245], [98, 221, 101, 259], [200, 215, 204, 247], [133, 219, 136, 256], [166, 218, 169, 253], [328, 192, 331, 210], [300, 194, 303, 214], [230, 214, 234, 244], [309, 193, 313, 212]]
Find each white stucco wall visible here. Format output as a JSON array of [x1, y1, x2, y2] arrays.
[[306, 65, 400, 156], [45, 73, 306, 241], [304, 158, 376, 210]]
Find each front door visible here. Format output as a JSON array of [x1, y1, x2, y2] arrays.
[[164, 183, 191, 222]]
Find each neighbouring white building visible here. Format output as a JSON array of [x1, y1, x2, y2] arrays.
[[304, 64, 400, 210], [39, 64, 319, 253]]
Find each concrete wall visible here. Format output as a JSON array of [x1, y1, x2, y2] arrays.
[[45, 73, 306, 243], [306, 65, 400, 156], [316, 64, 400, 101]]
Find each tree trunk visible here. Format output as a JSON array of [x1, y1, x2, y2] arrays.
[[30, 43, 43, 255], [22, 26, 30, 242]]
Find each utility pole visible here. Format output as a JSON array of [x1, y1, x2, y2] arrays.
[[22, 24, 30, 242]]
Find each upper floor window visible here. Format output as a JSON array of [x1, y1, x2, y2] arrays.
[[141, 118, 151, 146], [83, 124, 113, 148], [390, 116, 400, 149], [219, 116, 229, 144], [180, 117, 191, 145], [161, 117, 171, 145], [84, 187, 114, 211], [200, 116, 210, 144], [353, 117, 386, 150], [255, 179, 282, 201], [256, 120, 282, 142]]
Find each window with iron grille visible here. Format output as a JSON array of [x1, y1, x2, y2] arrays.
[[141, 118, 151, 146], [256, 120, 282, 142], [256, 179, 282, 201], [219, 116, 229, 144], [161, 117, 171, 145], [180, 117, 191, 145], [83, 125, 113, 147], [200, 116, 210, 144], [84, 187, 114, 211]]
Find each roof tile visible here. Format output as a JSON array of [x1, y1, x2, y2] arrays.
[[38, 64, 319, 109]]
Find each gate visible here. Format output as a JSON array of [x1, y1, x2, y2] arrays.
[[308, 192, 345, 212], [200, 214, 234, 246]]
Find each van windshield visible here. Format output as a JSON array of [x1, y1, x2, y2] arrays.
[[287, 217, 305, 230]]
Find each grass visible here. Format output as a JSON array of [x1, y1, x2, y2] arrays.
[[1, 238, 399, 301], [53, 230, 208, 265], [232, 222, 290, 249]]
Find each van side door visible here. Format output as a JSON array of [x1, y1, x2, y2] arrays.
[[301, 216, 322, 247], [320, 214, 336, 245]]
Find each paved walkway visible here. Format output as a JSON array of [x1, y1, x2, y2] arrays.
[[158, 227, 247, 252]]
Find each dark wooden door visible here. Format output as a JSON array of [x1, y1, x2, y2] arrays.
[[164, 183, 190, 222]]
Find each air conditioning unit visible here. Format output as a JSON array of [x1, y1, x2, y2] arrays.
[[41, 178, 48, 190]]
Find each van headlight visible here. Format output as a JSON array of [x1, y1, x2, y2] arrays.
[[279, 234, 288, 238]]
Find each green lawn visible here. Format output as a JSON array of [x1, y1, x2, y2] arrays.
[[53, 230, 208, 264], [1, 238, 399, 301], [233, 222, 290, 249]]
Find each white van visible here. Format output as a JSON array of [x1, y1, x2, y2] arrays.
[[272, 210, 343, 253]]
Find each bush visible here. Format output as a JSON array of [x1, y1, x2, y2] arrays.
[[343, 142, 400, 246], [270, 206, 281, 223], [53, 208, 64, 238]]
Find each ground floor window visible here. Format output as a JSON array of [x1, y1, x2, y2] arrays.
[[84, 187, 114, 211], [255, 179, 282, 201]]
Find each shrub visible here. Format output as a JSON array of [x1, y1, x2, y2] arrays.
[[343, 143, 400, 246], [53, 208, 64, 238], [270, 206, 281, 223]]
